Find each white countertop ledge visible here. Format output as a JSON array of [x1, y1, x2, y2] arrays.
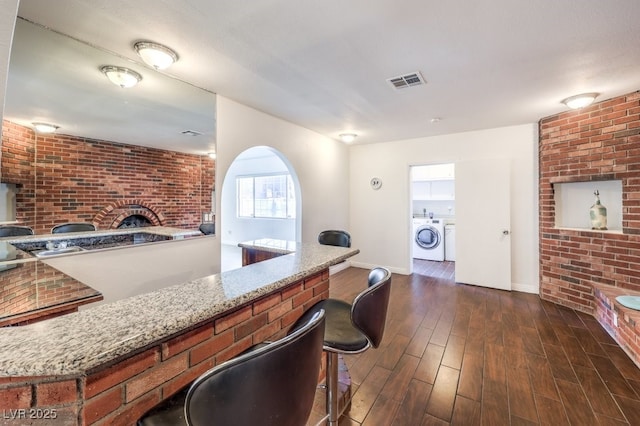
[[0, 242, 359, 377]]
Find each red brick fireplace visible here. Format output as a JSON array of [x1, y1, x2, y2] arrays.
[[1, 121, 214, 234], [93, 200, 164, 229], [539, 90, 640, 365]]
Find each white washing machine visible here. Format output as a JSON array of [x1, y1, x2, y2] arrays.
[[413, 218, 445, 261]]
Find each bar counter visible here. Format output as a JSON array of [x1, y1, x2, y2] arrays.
[[0, 242, 358, 425]]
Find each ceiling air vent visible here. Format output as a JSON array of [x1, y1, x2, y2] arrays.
[[386, 71, 426, 90]]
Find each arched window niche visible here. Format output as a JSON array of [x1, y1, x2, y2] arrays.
[[220, 146, 302, 271]]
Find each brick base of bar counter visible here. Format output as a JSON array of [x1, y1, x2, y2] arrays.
[[0, 270, 330, 426]]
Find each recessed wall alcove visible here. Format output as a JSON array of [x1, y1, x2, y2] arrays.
[[553, 179, 622, 232]]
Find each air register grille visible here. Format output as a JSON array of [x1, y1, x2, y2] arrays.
[[386, 71, 426, 89]]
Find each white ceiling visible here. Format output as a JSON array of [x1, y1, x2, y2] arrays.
[[10, 0, 640, 146]]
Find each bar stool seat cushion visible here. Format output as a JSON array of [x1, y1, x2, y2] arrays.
[[296, 299, 368, 352]]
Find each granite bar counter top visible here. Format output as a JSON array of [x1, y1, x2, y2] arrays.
[[0, 243, 358, 376], [237, 238, 298, 255]]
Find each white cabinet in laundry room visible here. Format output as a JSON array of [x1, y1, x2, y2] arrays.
[[412, 163, 455, 201], [412, 177, 455, 200]]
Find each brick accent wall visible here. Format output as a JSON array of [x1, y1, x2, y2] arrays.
[[539, 90, 640, 314], [0, 270, 329, 425], [1, 121, 214, 234]]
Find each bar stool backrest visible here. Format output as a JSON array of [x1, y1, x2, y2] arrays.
[[51, 223, 96, 233], [351, 267, 392, 349], [318, 230, 351, 248], [185, 310, 326, 426], [0, 225, 34, 237]]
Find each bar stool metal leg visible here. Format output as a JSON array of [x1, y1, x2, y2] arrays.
[[326, 351, 340, 425]]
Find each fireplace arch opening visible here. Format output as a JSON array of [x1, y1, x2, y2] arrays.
[[117, 215, 152, 229], [93, 200, 164, 230]]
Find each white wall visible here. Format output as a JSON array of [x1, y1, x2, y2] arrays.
[[349, 123, 539, 293], [0, 0, 19, 128], [216, 96, 350, 257]]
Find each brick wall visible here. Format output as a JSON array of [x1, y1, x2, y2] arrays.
[[0, 262, 101, 327], [539, 90, 640, 313], [0, 270, 329, 426], [1, 121, 214, 234]]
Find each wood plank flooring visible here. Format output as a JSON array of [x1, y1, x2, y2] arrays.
[[307, 261, 640, 425]]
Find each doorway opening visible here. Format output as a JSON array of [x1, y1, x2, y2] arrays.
[[220, 146, 302, 271], [410, 163, 456, 277]]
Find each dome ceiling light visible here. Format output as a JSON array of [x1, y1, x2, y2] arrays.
[[32, 122, 59, 133], [339, 133, 358, 143], [134, 41, 178, 70], [561, 92, 599, 109], [100, 66, 142, 88]]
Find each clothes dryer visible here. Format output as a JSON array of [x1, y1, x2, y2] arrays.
[[413, 218, 445, 261]]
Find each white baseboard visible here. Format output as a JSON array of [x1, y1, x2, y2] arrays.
[[349, 261, 410, 275], [328, 261, 351, 275], [511, 282, 539, 294]]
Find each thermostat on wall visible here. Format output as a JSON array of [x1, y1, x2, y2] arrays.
[[370, 177, 382, 190]]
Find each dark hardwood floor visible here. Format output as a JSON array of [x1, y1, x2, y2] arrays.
[[307, 260, 640, 425]]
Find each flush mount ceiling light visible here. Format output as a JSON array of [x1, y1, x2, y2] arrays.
[[32, 122, 59, 133], [100, 66, 142, 88], [339, 133, 358, 143], [561, 92, 599, 109], [134, 41, 178, 70]]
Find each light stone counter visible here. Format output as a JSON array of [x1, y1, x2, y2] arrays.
[[0, 242, 358, 377]]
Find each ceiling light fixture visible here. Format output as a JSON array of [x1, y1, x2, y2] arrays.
[[339, 133, 358, 143], [134, 41, 178, 70], [32, 122, 59, 133], [561, 92, 599, 109], [101, 66, 142, 88], [208, 152, 217, 159]]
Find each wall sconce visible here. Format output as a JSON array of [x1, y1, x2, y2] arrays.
[[100, 66, 142, 88], [32, 122, 59, 133], [561, 93, 599, 109], [134, 41, 178, 70], [339, 133, 358, 143]]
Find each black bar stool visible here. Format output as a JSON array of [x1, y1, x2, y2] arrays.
[[318, 230, 351, 247], [0, 225, 34, 237], [138, 309, 325, 426], [292, 267, 392, 425], [51, 222, 96, 233]]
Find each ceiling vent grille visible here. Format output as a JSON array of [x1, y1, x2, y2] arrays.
[[386, 71, 426, 90]]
